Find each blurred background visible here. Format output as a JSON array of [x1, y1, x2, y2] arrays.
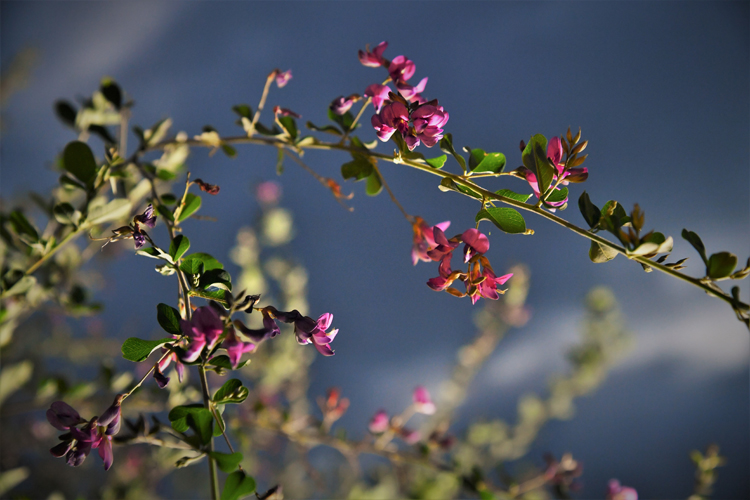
[[1, 1, 748, 499]]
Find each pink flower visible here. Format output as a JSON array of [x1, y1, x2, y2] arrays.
[[409, 101, 449, 149], [271, 309, 339, 356], [426, 226, 459, 262], [274, 69, 292, 88], [548, 136, 588, 184], [179, 306, 224, 363], [358, 41, 388, 67], [256, 181, 282, 205], [364, 84, 392, 113], [467, 267, 513, 304], [222, 325, 257, 368], [396, 77, 428, 102], [426, 254, 455, 291], [273, 106, 300, 118], [388, 55, 416, 83], [411, 217, 451, 265], [399, 428, 421, 444], [330, 95, 358, 115], [371, 101, 409, 142], [461, 228, 490, 263], [368, 410, 389, 433], [606, 480, 638, 500], [413, 386, 436, 415]]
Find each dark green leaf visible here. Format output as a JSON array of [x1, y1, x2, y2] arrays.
[[306, 121, 342, 136], [341, 157, 373, 180], [220, 471, 256, 500], [578, 191, 601, 228], [100, 78, 122, 109], [681, 229, 708, 265], [121, 337, 173, 362], [521, 134, 546, 173], [439, 133, 466, 171], [157, 303, 182, 336], [187, 410, 213, 445], [365, 171, 382, 196], [169, 235, 190, 261], [209, 452, 243, 473], [425, 155, 447, 169], [177, 194, 202, 222], [466, 148, 486, 171], [89, 125, 117, 146], [156, 169, 176, 181], [254, 123, 281, 136], [221, 144, 237, 158], [161, 193, 177, 205], [156, 204, 175, 222], [53, 202, 78, 226], [62, 141, 97, 186], [231, 104, 253, 119], [199, 268, 232, 291], [707, 252, 737, 280], [545, 187, 569, 204], [472, 152, 507, 174], [9, 211, 39, 242], [494, 189, 532, 203], [168, 404, 207, 433], [476, 207, 527, 234], [278, 116, 298, 141], [438, 178, 482, 199], [180, 253, 224, 275], [213, 379, 249, 405], [54, 100, 77, 128], [589, 240, 618, 263], [208, 355, 248, 371]]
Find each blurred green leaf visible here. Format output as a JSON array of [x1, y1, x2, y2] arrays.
[[62, 141, 97, 186], [53, 202, 79, 226], [707, 252, 737, 280], [210, 452, 243, 473], [100, 77, 122, 109], [121, 337, 173, 362], [278, 116, 298, 141], [476, 207, 527, 234], [221, 471, 256, 500], [365, 170, 383, 196], [341, 156, 373, 181], [177, 193, 201, 222], [0, 361, 33, 408], [232, 104, 252, 119], [8, 211, 39, 242], [0, 467, 29, 497], [221, 144, 237, 158], [54, 100, 77, 128], [306, 121, 342, 136], [2, 276, 36, 297], [589, 240, 618, 263], [681, 229, 708, 265], [88, 198, 132, 225]]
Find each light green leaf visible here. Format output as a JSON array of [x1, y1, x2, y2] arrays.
[[472, 152, 506, 174], [0, 467, 29, 497], [209, 452, 243, 473], [589, 240, 618, 263], [365, 171, 383, 196], [425, 154, 447, 169], [88, 198, 132, 225], [476, 207, 528, 234], [121, 337, 173, 362], [177, 193, 202, 222], [707, 252, 737, 280], [0, 361, 33, 408], [494, 189, 532, 203]]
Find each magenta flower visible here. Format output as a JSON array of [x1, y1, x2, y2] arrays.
[[395, 77, 428, 103], [399, 428, 421, 444], [273, 106, 301, 118], [606, 480, 638, 500], [274, 69, 292, 88], [461, 228, 490, 263], [256, 180, 282, 205], [364, 83, 392, 113], [330, 95, 356, 115], [222, 325, 257, 368], [467, 266, 513, 304], [47, 396, 122, 470], [358, 41, 388, 67], [426, 226, 459, 262], [427, 253, 455, 292], [368, 410, 390, 433], [179, 306, 224, 363], [270, 308, 339, 356], [547, 136, 588, 184], [411, 217, 451, 265], [412, 386, 436, 415], [410, 101, 449, 148], [388, 55, 416, 83], [371, 101, 409, 142]]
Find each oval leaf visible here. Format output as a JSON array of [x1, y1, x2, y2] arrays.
[[476, 207, 527, 234], [209, 452, 243, 473], [213, 379, 249, 405], [157, 303, 182, 336], [589, 240, 618, 263], [707, 252, 737, 280], [472, 152, 506, 174], [495, 189, 532, 204], [121, 337, 173, 362], [221, 471, 256, 500], [177, 193, 202, 222], [63, 141, 98, 186], [169, 235, 191, 261]]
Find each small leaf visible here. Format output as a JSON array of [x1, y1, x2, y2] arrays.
[[180, 253, 224, 275], [221, 471, 256, 500], [476, 207, 527, 234], [545, 187, 569, 204], [707, 252, 737, 280], [100, 78, 122, 109], [208, 355, 248, 371], [157, 303, 182, 336], [213, 379, 249, 405], [472, 152, 506, 174], [221, 144, 237, 158], [439, 133, 466, 171], [62, 141, 98, 186], [0, 361, 33, 408], [177, 194, 202, 222], [121, 337, 173, 362], [53, 203, 79, 226], [232, 104, 253, 119], [494, 189, 532, 203], [88, 199, 132, 225], [341, 157, 372, 180], [187, 410, 213, 445], [169, 235, 190, 261], [306, 121, 342, 136], [54, 101, 77, 128], [156, 204, 175, 222], [578, 191, 601, 229], [278, 116, 298, 141], [466, 148, 486, 171], [438, 178, 482, 199], [209, 452, 243, 473], [681, 229, 708, 265], [424, 155, 447, 169], [8, 211, 39, 242], [168, 404, 206, 433], [589, 240, 618, 263], [365, 171, 383, 196], [199, 268, 232, 291]]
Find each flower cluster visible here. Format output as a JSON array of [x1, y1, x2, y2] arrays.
[[359, 41, 448, 150], [47, 396, 123, 470], [367, 387, 439, 445], [413, 218, 512, 303], [517, 136, 588, 208]]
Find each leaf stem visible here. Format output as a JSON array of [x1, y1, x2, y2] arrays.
[[199, 365, 220, 500]]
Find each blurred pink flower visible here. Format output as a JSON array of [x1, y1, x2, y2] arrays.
[[413, 386, 436, 415]]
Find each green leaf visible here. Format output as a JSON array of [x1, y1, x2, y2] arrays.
[[473, 152, 506, 174], [0, 467, 30, 497], [210, 452, 243, 474], [53, 203, 79, 226], [88, 198, 132, 225], [424, 155, 447, 169], [220, 471, 256, 500], [199, 268, 232, 291], [439, 133, 466, 171], [189, 288, 231, 305], [2, 276, 36, 297], [62, 141, 98, 186], [0, 361, 33, 408], [169, 235, 190, 261], [341, 157, 373, 181], [161, 193, 178, 205], [177, 193, 202, 222], [136, 246, 173, 262], [168, 404, 207, 433], [466, 148, 486, 171], [306, 121, 342, 136], [328, 108, 354, 132], [213, 379, 249, 405], [100, 78, 122, 109], [438, 178, 482, 199], [180, 253, 224, 275], [213, 408, 226, 437], [278, 116, 298, 141], [365, 171, 383, 196], [54, 100, 77, 128], [707, 252, 737, 280], [208, 355, 248, 371], [187, 410, 213, 445], [681, 229, 708, 265], [545, 187, 569, 204], [121, 337, 173, 362], [578, 191, 601, 229], [221, 144, 237, 158], [232, 104, 253, 119], [494, 189, 532, 203], [157, 169, 176, 181], [8, 211, 39, 242], [156, 204, 175, 222], [476, 207, 527, 234], [589, 240, 618, 263], [157, 303, 182, 336]]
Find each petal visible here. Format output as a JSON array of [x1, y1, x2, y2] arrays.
[[181, 338, 206, 363], [547, 136, 563, 168], [316, 313, 333, 331], [314, 342, 335, 356], [176, 361, 185, 382], [461, 229, 490, 254], [51, 440, 73, 458], [154, 366, 170, 389], [98, 437, 114, 470]]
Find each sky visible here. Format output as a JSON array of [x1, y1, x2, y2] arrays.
[[2, 1, 749, 498]]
